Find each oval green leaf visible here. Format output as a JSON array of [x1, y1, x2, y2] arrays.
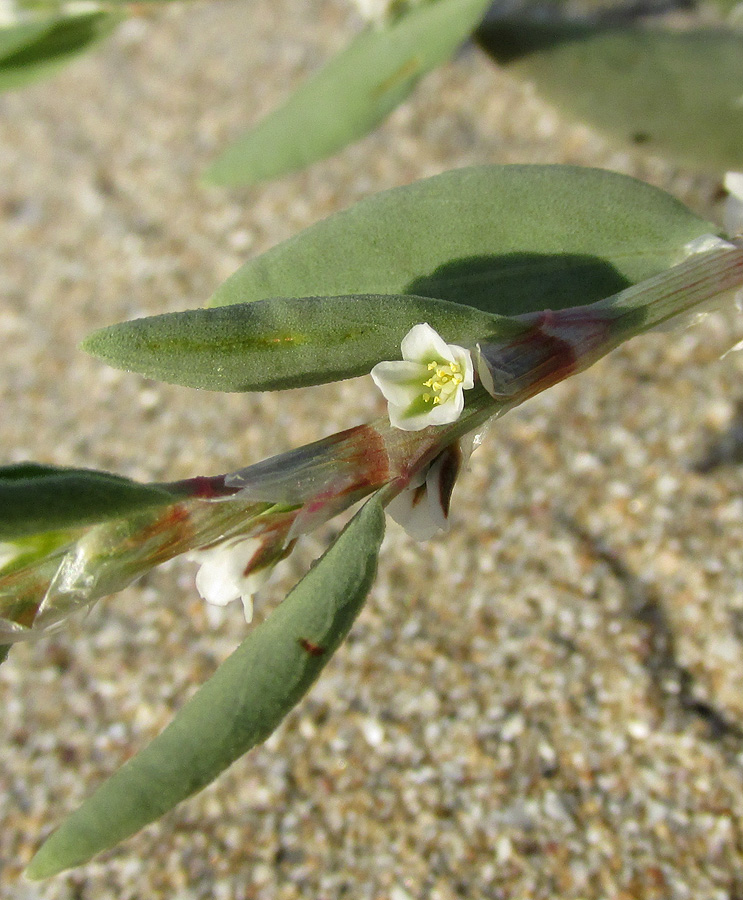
[[0, 463, 175, 539], [82, 292, 525, 391], [205, 0, 492, 186], [210, 166, 716, 318], [476, 21, 743, 172], [26, 495, 386, 879]]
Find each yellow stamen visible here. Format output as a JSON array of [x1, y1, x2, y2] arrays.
[[421, 360, 463, 405]]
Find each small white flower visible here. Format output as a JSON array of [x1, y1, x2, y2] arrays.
[[387, 435, 476, 540], [0, 542, 22, 573], [724, 172, 743, 237], [371, 323, 474, 431], [0, 0, 24, 26], [187, 538, 268, 623], [352, 0, 391, 23], [350, 0, 418, 25], [62, 1, 104, 16], [387, 452, 452, 540]]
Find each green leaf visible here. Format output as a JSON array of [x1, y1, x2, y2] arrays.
[[83, 293, 525, 391], [476, 21, 743, 172], [0, 463, 175, 539], [210, 165, 717, 316], [26, 495, 386, 879], [0, 12, 119, 92], [205, 0, 492, 186], [0, 21, 50, 59], [86, 166, 717, 392]]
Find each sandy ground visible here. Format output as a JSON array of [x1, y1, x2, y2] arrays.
[[2, 1, 743, 897]]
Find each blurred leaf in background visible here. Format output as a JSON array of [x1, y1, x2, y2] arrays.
[[205, 0, 492, 186], [0, 9, 120, 92], [476, 19, 743, 173]]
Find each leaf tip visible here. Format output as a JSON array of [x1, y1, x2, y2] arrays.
[[25, 840, 68, 881], [25, 809, 109, 879], [79, 326, 108, 360]]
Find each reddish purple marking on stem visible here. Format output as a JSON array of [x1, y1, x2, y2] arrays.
[[141, 504, 191, 546], [522, 325, 578, 393], [479, 326, 576, 400], [3, 570, 52, 628], [535, 306, 617, 374], [164, 474, 242, 500], [481, 307, 616, 401], [241, 531, 297, 578], [121, 503, 199, 569], [337, 424, 391, 491]]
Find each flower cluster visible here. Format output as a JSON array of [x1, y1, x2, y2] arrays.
[[7, 231, 743, 636], [188, 325, 477, 615]]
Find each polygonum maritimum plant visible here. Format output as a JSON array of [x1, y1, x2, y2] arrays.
[[2, 165, 743, 878]]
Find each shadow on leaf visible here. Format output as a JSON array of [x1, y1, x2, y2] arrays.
[[405, 252, 630, 317]]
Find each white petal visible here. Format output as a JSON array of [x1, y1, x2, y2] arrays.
[[371, 359, 427, 387], [387, 446, 463, 540], [387, 477, 448, 541], [193, 554, 240, 606], [450, 344, 475, 389], [351, 0, 391, 23], [725, 196, 743, 237], [371, 359, 428, 406], [400, 323, 455, 364], [389, 398, 463, 430], [724, 172, 743, 236], [238, 566, 275, 623], [189, 538, 262, 610], [421, 388, 466, 427], [387, 403, 431, 431], [240, 594, 254, 623], [0, 542, 22, 572], [0, 0, 23, 26], [724, 172, 743, 202], [387, 407, 423, 430], [386, 383, 466, 431], [475, 343, 497, 397]]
